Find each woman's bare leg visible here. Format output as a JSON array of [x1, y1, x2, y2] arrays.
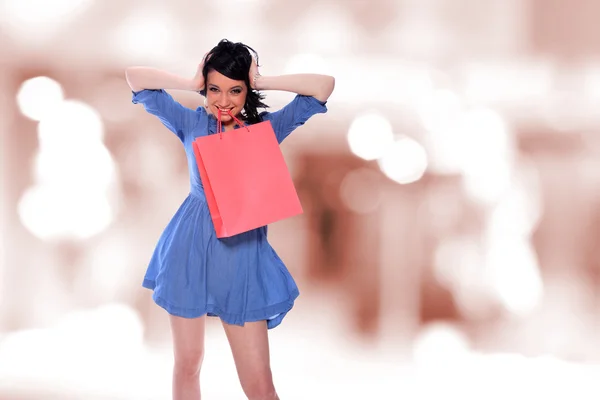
[[221, 320, 279, 400], [169, 315, 206, 400]]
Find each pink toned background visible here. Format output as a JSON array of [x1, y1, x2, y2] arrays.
[[2, 0, 600, 398]]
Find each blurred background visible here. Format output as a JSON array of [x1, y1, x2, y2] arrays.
[[2, 0, 600, 398]]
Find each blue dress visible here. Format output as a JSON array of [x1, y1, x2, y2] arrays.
[[132, 89, 327, 329]]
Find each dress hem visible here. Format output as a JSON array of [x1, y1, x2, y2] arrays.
[[142, 278, 299, 329]]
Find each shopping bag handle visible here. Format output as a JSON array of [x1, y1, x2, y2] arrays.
[[217, 109, 251, 139]]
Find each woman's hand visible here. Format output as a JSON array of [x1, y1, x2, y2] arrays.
[[192, 53, 209, 91], [248, 56, 261, 90]]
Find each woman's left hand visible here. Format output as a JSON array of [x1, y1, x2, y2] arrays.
[[249, 56, 261, 90]]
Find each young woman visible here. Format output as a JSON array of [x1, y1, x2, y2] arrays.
[[125, 39, 335, 400]]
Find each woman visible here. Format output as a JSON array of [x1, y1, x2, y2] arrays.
[[125, 39, 335, 400]]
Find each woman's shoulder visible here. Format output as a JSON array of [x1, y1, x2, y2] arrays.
[[194, 105, 208, 116]]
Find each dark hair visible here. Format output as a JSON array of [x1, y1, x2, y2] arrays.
[[199, 39, 268, 124]]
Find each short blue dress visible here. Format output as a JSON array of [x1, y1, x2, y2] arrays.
[[132, 89, 327, 329]]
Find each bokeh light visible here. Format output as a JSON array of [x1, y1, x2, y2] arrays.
[[377, 135, 428, 184], [347, 112, 394, 161], [16, 76, 65, 122]]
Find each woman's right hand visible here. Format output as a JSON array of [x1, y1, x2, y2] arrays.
[[192, 53, 209, 91]]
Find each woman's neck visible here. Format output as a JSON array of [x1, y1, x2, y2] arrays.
[[221, 120, 236, 131]]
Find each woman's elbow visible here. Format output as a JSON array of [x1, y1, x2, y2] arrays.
[[316, 75, 335, 102], [125, 67, 143, 92]]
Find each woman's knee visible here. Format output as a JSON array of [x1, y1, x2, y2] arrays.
[[169, 315, 206, 378], [245, 386, 277, 400], [241, 370, 277, 400], [174, 348, 205, 377]]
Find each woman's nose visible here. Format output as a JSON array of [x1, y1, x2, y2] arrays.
[[217, 92, 231, 105]]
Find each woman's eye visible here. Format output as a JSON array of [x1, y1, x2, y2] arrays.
[[209, 87, 218, 92], [232, 89, 242, 94]]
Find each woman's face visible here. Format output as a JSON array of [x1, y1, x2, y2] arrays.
[[205, 70, 247, 124]]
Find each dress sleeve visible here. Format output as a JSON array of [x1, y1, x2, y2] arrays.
[[132, 89, 199, 142], [261, 95, 328, 144]]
